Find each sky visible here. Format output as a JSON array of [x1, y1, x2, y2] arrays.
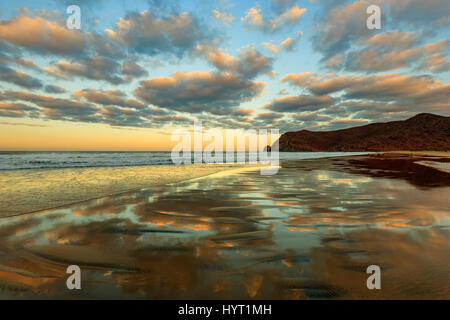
[[0, 0, 449, 150]]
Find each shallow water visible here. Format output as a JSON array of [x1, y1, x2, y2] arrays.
[[0, 163, 449, 299], [0, 151, 370, 170]]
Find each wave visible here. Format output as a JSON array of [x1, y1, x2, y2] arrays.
[[0, 151, 371, 170], [0, 152, 174, 170]]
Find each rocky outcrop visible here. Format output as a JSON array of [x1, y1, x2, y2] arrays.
[[276, 113, 450, 152]]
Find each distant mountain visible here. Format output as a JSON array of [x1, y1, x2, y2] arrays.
[[276, 113, 450, 152]]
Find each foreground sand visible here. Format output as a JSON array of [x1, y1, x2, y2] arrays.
[[0, 153, 448, 299], [0, 163, 262, 217]]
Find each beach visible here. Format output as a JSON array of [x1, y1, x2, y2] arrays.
[[0, 163, 263, 217], [1, 151, 449, 218], [1, 0, 449, 305], [0, 152, 449, 299], [0, 151, 369, 217]]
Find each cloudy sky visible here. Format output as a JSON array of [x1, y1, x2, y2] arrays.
[[0, 0, 449, 150]]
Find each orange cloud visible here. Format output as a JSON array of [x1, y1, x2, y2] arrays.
[[0, 16, 86, 54]]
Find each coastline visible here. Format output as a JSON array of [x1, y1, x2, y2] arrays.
[[385, 151, 450, 158], [0, 162, 262, 218], [1, 151, 449, 218]]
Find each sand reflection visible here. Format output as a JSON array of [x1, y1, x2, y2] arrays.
[[0, 162, 448, 299]]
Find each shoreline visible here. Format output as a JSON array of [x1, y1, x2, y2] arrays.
[[1, 151, 449, 218], [0, 162, 263, 218], [384, 151, 450, 158]]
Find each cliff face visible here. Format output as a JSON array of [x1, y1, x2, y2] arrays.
[[276, 113, 450, 152]]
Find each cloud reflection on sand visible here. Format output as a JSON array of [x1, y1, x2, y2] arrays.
[[0, 163, 449, 299]]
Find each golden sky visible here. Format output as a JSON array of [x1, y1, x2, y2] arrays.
[[1, 120, 173, 151]]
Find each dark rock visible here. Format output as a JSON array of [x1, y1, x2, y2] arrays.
[[274, 113, 450, 152]]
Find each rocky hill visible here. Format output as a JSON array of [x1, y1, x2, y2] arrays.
[[276, 113, 450, 151]]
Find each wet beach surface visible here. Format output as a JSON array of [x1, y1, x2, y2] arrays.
[[0, 155, 449, 299]]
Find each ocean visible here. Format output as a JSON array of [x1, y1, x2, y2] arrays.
[[0, 151, 372, 170]]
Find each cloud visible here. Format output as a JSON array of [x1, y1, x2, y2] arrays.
[[281, 72, 321, 88], [241, 4, 306, 33], [0, 15, 86, 56], [324, 53, 344, 70], [323, 38, 450, 73], [98, 105, 148, 127], [328, 118, 369, 128], [0, 88, 187, 128], [74, 89, 146, 109], [241, 6, 263, 28], [291, 112, 332, 122], [344, 39, 450, 73], [312, 0, 379, 60], [273, 4, 307, 26], [0, 56, 40, 71], [151, 114, 188, 122], [2, 90, 98, 121], [340, 100, 409, 113], [44, 56, 127, 85], [0, 66, 43, 89], [264, 95, 335, 113], [44, 84, 66, 94], [87, 33, 127, 60], [255, 112, 284, 120], [361, 30, 419, 50], [312, 0, 450, 70], [17, 8, 62, 20], [345, 48, 419, 72], [341, 74, 447, 104], [97, 104, 191, 128], [418, 53, 450, 73], [0, 9, 221, 68], [280, 37, 295, 51], [280, 71, 450, 115], [386, 0, 450, 27], [120, 57, 149, 79], [0, 101, 37, 118], [262, 42, 280, 54], [232, 108, 255, 116], [105, 10, 218, 58], [134, 71, 265, 114], [196, 45, 273, 79], [262, 32, 303, 54], [211, 9, 235, 26], [0, 1, 447, 131]]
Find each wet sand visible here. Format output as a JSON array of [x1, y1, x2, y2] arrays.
[[387, 151, 450, 158], [0, 163, 262, 217], [2, 152, 448, 218], [0, 153, 449, 299], [282, 153, 450, 188]]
